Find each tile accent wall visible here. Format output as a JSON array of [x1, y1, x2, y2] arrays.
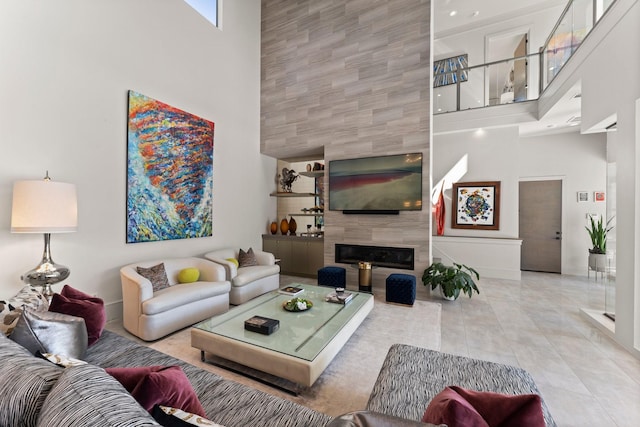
[[261, 0, 431, 292]]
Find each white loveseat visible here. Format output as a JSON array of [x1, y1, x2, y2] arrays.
[[204, 248, 280, 305], [120, 257, 230, 341]]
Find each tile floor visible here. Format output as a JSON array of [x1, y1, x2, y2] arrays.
[[428, 271, 640, 427]]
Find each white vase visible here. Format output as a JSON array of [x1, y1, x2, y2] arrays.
[[440, 288, 459, 301], [588, 252, 608, 272]]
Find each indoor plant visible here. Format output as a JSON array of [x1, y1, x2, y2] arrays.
[[585, 215, 614, 271], [422, 262, 480, 300]]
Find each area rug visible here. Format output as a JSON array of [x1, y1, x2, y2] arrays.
[[108, 294, 441, 417]]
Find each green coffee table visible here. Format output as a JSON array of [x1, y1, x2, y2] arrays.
[[191, 284, 374, 389]]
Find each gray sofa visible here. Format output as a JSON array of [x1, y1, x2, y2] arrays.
[[366, 344, 557, 427], [0, 326, 556, 426], [0, 329, 331, 427]]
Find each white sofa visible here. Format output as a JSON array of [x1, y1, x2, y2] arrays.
[[204, 248, 280, 305], [120, 257, 230, 341]]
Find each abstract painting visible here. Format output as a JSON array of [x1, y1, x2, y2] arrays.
[[452, 181, 500, 230], [434, 54, 468, 88], [127, 90, 214, 243]]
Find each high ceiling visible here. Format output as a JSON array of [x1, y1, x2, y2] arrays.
[[433, 0, 583, 137], [433, 0, 568, 37]]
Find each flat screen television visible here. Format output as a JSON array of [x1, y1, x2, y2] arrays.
[[329, 153, 423, 213]]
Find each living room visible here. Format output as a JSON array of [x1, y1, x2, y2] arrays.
[[1, 0, 640, 425]]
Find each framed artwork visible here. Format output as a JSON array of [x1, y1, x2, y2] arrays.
[[434, 54, 468, 88], [594, 191, 605, 202], [577, 191, 589, 202], [126, 90, 214, 243], [452, 181, 500, 230]]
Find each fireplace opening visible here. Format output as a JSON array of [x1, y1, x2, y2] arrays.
[[335, 244, 414, 270]]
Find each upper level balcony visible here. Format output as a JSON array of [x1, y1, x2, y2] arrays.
[[433, 0, 617, 135]]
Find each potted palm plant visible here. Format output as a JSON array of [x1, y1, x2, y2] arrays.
[[586, 215, 614, 272], [421, 262, 480, 300]]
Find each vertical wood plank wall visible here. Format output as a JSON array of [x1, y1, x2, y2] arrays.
[[261, 0, 431, 293]]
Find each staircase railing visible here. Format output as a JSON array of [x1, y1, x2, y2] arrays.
[[434, 0, 616, 114]]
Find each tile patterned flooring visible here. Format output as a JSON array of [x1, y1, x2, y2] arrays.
[[430, 271, 640, 427]]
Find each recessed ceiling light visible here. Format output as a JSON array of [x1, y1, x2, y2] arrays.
[[449, 10, 457, 17]]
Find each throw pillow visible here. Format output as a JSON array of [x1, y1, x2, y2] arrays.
[[137, 263, 171, 292], [0, 332, 64, 427], [225, 258, 239, 268], [39, 352, 88, 368], [106, 365, 206, 417], [238, 248, 258, 267], [37, 363, 159, 426], [152, 405, 224, 427], [48, 284, 106, 346], [9, 308, 88, 359], [0, 285, 49, 336], [422, 386, 545, 427], [178, 268, 200, 284]]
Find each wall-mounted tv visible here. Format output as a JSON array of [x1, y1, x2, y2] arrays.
[[329, 153, 423, 213]]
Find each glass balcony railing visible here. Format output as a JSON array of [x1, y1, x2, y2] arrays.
[[435, 0, 615, 114]]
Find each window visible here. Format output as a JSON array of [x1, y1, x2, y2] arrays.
[[184, 0, 218, 27]]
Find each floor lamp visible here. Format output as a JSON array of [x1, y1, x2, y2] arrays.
[[11, 172, 78, 300]]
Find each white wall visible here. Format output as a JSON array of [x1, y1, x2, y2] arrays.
[[578, 0, 640, 354], [434, 3, 565, 110], [0, 0, 271, 319], [519, 131, 607, 275], [433, 126, 607, 277], [433, 126, 520, 239]]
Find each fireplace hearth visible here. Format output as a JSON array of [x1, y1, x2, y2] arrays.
[[335, 244, 414, 270]]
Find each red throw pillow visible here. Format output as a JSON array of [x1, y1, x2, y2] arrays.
[[48, 285, 106, 346], [423, 387, 488, 427], [106, 366, 206, 418], [423, 386, 545, 427]]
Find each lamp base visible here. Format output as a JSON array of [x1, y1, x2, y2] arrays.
[[21, 233, 70, 301]]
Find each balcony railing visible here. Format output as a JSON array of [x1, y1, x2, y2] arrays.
[[434, 0, 615, 114]]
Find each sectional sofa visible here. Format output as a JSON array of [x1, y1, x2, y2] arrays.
[[1, 324, 556, 427], [1, 328, 332, 427]]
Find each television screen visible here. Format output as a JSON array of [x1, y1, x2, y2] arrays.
[[329, 153, 423, 212]]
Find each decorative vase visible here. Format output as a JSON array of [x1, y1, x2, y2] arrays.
[[280, 218, 289, 235], [440, 288, 459, 301], [270, 221, 278, 235], [588, 252, 608, 272], [288, 217, 297, 235]]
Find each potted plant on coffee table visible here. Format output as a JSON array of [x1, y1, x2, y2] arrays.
[[422, 262, 480, 301], [586, 215, 614, 272]]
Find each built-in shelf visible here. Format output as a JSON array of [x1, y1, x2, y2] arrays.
[[270, 192, 318, 197], [299, 170, 324, 178], [289, 213, 324, 217]]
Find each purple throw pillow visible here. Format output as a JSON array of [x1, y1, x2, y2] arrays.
[[423, 386, 545, 427], [48, 285, 106, 346], [106, 366, 206, 418]]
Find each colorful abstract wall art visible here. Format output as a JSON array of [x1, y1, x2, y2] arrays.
[[451, 181, 500, 230], [126, 90, 214, 243], [433, 54, 468, 88]]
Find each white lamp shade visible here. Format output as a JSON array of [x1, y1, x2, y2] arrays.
[[11, 180, 78, 233]]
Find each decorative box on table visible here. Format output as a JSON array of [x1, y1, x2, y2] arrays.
[[244, 315, 279, 335]]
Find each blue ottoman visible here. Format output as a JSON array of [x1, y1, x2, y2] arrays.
[[386, 274, 416, 305], [317, 266, 346, 288]]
